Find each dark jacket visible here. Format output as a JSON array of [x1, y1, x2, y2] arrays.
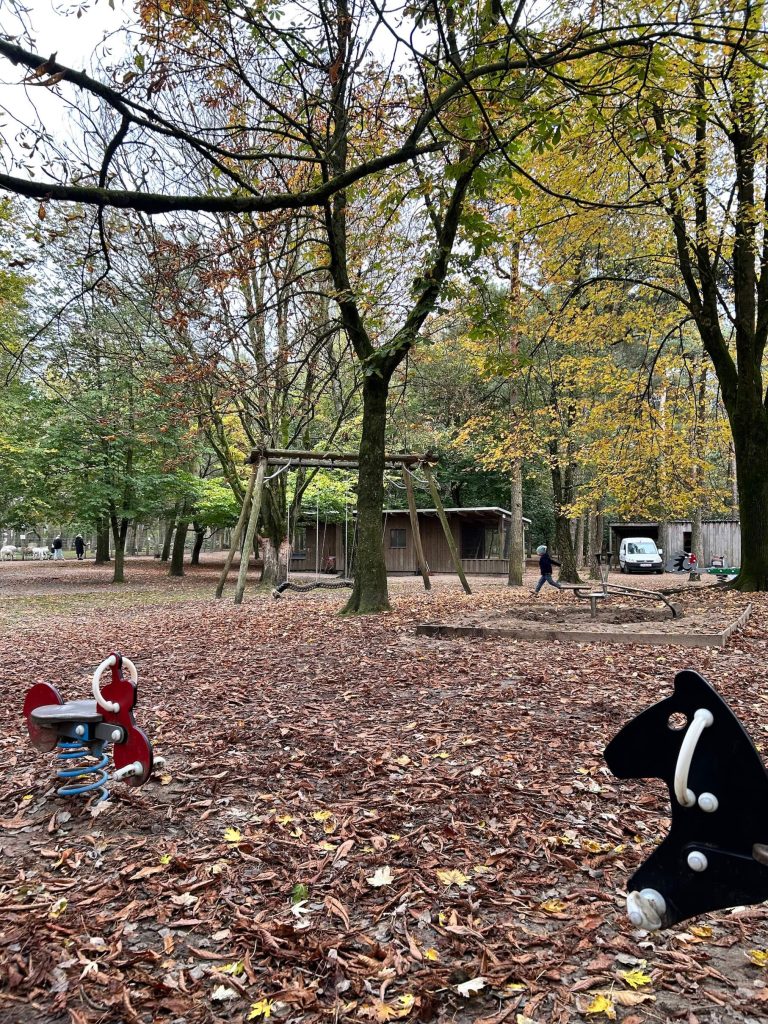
[[74, 537, 85, 554], [52, 537, 63, 550], [539, 551, 560, 575]]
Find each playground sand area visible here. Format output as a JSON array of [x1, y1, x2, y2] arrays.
[[417, 582, 753, 647], [2, 560, 768, 1024]]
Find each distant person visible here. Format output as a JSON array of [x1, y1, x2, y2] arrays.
[[534, 543, 562, 594], [52, 535, 64, 560], [74, 535, 85, 561]]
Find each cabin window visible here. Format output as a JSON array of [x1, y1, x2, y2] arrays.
[[390, 528, 406, 549], [293, 525, 307, 558]]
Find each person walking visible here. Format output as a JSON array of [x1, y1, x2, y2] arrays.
[[52, 535, 64, 561], [74, 535, 85, 561], [534, 543, 562, 594]]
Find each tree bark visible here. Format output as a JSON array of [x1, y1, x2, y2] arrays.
[[190, 523, 205, 565], [343, 375, 390, 613], [169, 517, 190, 577], [109, 513, 129, 583], [730, 408, 768, 589], [95, 518, 111, 564], [574, 515, 585, 568], [161, 515, 176, 562], [507, 460, 524, 586], [549, 445, 581, 584]]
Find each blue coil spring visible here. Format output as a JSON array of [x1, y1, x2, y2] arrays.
[[55, 740, 110, 802]]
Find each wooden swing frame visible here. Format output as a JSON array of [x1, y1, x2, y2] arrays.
[[216, 448, 471, 604]]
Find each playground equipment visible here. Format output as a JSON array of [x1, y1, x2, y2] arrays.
[[273, 577, 353, 599], [23, 653, 156, 802], [568, 552, 681, 618], [217, 447, 474, 604], [605, 670, 768, 929]]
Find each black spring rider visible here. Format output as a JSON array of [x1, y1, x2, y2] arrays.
[[605, 670, 768, 929]]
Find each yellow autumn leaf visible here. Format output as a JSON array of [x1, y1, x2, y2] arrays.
[[248, 998, 273, 1019], [691, 926, 713, 938], [394, 756, 410, 766], [159, 854, 172, 865], [435, 868, 471, 887], [312, 810, 333, 821], [318, 841, 336, 851], [360, 994, 416, 1021], [540, 898, 567, 914], [620, 969, 652, 989], [276, 814, 293, 825], [49, 897, 67, 919], [582, 839, 603, 853], [438, 911, 448, 926], [748, 949, 768, 967], [220, 961, 245, 976], [424, 948, 440, 961], [584, 993, 616, 1019], [223, 827, 242, 844]]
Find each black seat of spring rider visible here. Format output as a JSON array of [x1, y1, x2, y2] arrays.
[[29, 700, 104, 726]]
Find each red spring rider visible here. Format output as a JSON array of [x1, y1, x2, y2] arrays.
[[23, 653, 157, 803]]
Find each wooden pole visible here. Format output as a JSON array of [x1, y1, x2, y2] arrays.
[[215, 463, 258, 599], [403, 466, 431, 590], [233, 457, 267, 605], [423, 465, 471, 594]]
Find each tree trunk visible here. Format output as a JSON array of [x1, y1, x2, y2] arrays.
[[728, 442, 739, 512], [507, 460, 524, 586], [343, 374, 390, 614], [554, 512, 579, 583], [95, 518, 111, 564], [549, 449, 581, 584], [161, 516, 175, 562], [190, 523, 205, 566], [110, 514, 129, 583], [260, 537, 289, 588], [169, 518, 190, 577], [574, 515, 585, 568], [260, 475, 288, 589], [129, 521, 138, 556], [731, 408, 768, 589], [690, 506, 703, 567]]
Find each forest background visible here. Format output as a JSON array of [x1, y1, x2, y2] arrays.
[[0, 0, 758, 608]]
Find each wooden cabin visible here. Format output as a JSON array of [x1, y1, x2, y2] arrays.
[[609, 519, 741, 569], [290, 507, 529, 577]]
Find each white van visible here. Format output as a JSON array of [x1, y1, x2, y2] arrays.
[[619, 537, 664, 575]]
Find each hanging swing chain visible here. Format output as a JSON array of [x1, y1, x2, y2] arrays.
[[402, 464, 432, 489], [264, 462, 292, 483]]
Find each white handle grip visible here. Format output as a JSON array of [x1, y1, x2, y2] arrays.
[[674, 708, 713, 807], [92, 655, 137, 714]]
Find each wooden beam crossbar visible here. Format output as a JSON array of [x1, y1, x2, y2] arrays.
[[247, 447, 435, 469]]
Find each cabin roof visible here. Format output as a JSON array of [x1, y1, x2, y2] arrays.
[[384, 506, 531, 523]]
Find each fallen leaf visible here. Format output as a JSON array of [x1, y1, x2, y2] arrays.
[[367, 865, 395, 887], [457, 977, 487, 997]]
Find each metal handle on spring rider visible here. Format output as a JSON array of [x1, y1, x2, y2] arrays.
[[92, 655, 138, 714], [674, 708, 714, 808]]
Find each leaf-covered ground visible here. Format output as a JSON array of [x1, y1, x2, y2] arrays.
[[1, 558, 768, 1024]]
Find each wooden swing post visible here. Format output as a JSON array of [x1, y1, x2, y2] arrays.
[[402, 466, 431, 591], [233, 456, 268, 605], [422, 464, 472, 595], [215, 462, 258, 599]]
